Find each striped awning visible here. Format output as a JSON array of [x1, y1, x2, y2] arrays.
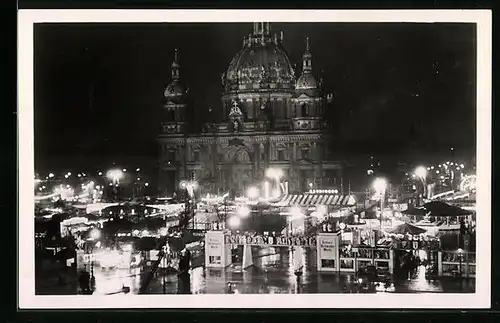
[[272, 194, 357, 207]]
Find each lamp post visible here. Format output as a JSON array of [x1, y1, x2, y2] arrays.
[[228, 216, 241, 230], [222, 192, 229, 229], [107, 169, 124, 202], [180, 180, 198, 229], [457, 248, 463, 278], [89, 228, 101, 291], [373, 178, 387, 234], [246, 186, 259, 201], [265, 168, 283, 198]]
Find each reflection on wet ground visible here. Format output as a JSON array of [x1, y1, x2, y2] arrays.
[[134, 247, 475, 294]]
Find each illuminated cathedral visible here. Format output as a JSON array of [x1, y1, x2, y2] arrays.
[[157, 22, 344, 197]]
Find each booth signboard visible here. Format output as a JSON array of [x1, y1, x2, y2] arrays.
[[205, 231, 231, 268], [317, 232, 340, 272], [224, 234, 317, 248]]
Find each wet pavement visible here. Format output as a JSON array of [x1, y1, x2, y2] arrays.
[[87, 247, 475, 295]]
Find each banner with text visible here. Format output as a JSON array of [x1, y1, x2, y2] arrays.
[[225, 234, 317, 247]]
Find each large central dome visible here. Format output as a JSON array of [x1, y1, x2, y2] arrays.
[[222, 23, 295, 95]]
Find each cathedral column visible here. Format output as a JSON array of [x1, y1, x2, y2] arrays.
[[318, 142, 324, 188], [264, 140, 270, 172], [253, 143, 258, 179], [211, 142, 217, 179], [219, 165, 223, 191], [313, 142, 317, 187]]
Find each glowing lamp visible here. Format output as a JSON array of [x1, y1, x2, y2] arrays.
[[228, 216, 241, 229], [265, 168, 283, 180], [90, 229, 101, 240], [237, 206, 251, 218], [372, 178, 387, 194], [246, 186, 259, 200], [415, 166, 427, 179], [316, 205, 328, 216], [290, 206, 303, 219]]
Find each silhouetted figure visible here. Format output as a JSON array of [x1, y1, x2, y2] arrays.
[[177, 271, 191, 294], [178, 248, 191, 274], [78, 270, 91, 294], [226, 282, 234, 294], [90, 275, 96, 291]]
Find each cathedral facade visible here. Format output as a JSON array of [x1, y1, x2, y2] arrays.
[[157, 22, 343, 197]]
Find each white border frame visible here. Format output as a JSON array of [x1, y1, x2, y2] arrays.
[[18, 9, 492, 309]]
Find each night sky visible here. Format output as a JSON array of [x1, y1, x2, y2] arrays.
[[34, 22, 476, 171]]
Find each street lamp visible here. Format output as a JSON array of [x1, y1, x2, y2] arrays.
[[457, 248, 463, 278], [288, 206, 304, 235], [237, 205, 251, 218], [266, 168, 283, 181], [263, 181, 270, 200], [246, 186, 259, 200], [228, 216, 241, 229], [266, 168, 284, 198], [90, 228, 101, 240], [414, 166, 428, 201], [373, 178, 387, 233], [107, 169, 124, 185]]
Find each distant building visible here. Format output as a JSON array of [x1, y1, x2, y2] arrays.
[[157, 22, 344, 197]]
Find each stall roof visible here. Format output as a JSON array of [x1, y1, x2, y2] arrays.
[[423, 201, 473, 217], [272, 194, 356, 207]]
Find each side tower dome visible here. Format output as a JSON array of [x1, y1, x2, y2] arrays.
[[161, 49, 188, 135]]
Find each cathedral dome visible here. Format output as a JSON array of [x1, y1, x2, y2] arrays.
[[223, 24, 295, 94], [164, 49, 187, 101], [296, 73, 317, 90], [164, 82, 186, 99]]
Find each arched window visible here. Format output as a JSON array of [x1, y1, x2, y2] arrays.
[[192, 150, 200, 162], [277, 150, 285, 161], [167, 150, 176, 162], [301, 103, 308, 117], [260, 143, 266, 161], [167, 108, 176, 121]]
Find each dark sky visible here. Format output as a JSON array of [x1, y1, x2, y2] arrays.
[[34, 22, 476, 170]]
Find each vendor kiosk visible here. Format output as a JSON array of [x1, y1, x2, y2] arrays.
[[204, 230, 232, 268], [316, 232, 340, 272]]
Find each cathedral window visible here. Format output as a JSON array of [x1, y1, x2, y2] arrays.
[[277, 149, 285, 161], [301, 148, 310, 160], [167, 108, 176, 121], [167, 150, 176, 162], [260, 143, 266, 161], [301, 103, 308, 117], [193, 150, 200, 162]]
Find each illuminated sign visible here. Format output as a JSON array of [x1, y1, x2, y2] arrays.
[[224, 234, 317, 247]]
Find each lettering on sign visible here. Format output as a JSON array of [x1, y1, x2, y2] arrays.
[[224, 234, 317, 247], [208, 237, 222, 246], [319, 238, 335, 247]]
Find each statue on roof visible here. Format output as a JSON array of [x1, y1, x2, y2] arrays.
[[229, 100, 243, 116]]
